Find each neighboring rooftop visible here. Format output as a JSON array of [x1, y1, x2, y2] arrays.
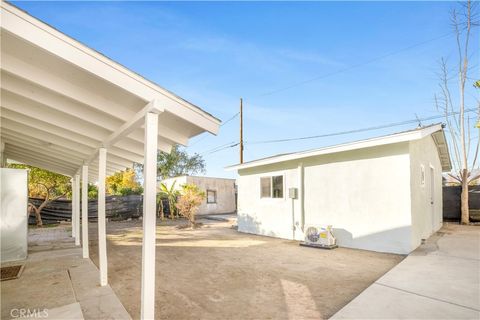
[[226, 123, 451, 172]]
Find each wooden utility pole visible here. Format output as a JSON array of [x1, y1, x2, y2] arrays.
[[240, 98, 244, 164]]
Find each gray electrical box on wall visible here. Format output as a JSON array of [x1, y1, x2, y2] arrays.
[[288, 187, 298, 199]]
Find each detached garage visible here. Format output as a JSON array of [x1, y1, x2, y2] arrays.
[[227, 124, 451, 254]]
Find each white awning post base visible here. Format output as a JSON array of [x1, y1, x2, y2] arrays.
[[140, 111, 159, 320], [98, 147, 108, 286], [81, 165, 89, 259], [75, 174, 81, 246], [71, 177, 76, 238]]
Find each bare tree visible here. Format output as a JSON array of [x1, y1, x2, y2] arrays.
[[436, 0, 479, 224]]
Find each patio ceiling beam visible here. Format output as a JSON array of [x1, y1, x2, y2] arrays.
[[1, 92, 111, 142], [1, 119, 95, 155], [5, 147, 80, 171], [1, 112, 148, 157], [6, 142, 119, 178], [1, 71, 122, 130], [5, 152, 75, 176], [2, 54, 133, 122], [1, 122, 145, 164], [103, 99, 164, 150], [80, 99, 165, 175], [2, 60, 188, 147], [1, 132, 89, 158], [1, 128, 93, 158], [1, 133, 135, 169], [3, 72, 175, 150], [5, 143, 83, 168]]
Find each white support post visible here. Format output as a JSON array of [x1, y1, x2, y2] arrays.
[[75, 174, 81, 246], [141, 112, 159, 320], [0, 141, 5, 167], [71, 177, 76, 238], [98, 147, 108, 286], [82, 165, 89, 258]]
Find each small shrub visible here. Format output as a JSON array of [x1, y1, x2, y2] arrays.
[[175, 184, 205, 228]]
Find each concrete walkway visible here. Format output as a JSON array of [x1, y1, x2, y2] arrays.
[[332, 223, 480, 319], [1, 225, 131, 320]]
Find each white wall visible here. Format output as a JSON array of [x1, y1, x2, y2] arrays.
[[237, 164, 301, 240], [1, 168, 28, 262], [159, 176, 236, 215], [238, 142, 416, 254], [409, 136, 443, 249], [186, 176, 236, 215]]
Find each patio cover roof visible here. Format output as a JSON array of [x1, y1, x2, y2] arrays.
[[0, 1, 220, 180]]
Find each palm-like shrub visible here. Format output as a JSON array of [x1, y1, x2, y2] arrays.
[[176, 184, 205, 228]]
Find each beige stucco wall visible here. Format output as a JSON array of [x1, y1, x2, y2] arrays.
[[237, 142, 418, 254], [409, 135, 443, 249], [159, 176, 236, 215]]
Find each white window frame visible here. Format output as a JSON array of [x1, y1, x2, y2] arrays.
[[259, 173, 285, 200]]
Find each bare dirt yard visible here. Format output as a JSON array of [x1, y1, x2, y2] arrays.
[[89, 217, 403, 320]]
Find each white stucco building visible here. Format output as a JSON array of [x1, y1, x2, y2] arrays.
[[227, 124, 451, 254], [159, 176, 236, 215]]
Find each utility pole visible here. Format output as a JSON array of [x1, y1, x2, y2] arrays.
[[240, 98, 244, 164]]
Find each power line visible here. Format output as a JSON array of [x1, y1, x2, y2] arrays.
[[221, 112, 240, 127], [196, 31, 461, 155], [188, 112, 240, 148], [202, 142, 239, 156], [246, 107, 478, 145], [201, 31, 455, 147], [201, 141, 238, 155], [252, 32, 453, 98]]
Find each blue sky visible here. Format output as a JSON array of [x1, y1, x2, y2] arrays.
[[14, 1, 479, 178]]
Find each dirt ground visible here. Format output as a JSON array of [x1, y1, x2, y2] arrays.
[[89, 217, 403, 320]]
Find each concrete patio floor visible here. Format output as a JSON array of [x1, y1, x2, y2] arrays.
[[1, 225, 131, 320], [332, 223, 480, 319]]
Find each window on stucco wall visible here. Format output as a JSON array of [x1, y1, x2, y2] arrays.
[[260, 175, 283, 198], [207, 190, 217, 203]]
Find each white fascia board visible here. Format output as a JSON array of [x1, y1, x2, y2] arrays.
[[226, 125, 445, 171], [1, 2, 220, 135]]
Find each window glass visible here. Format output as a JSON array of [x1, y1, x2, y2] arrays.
[[260, 177, 271, 198], [207, 190, 216, 203], [272, 176, 283, 198]]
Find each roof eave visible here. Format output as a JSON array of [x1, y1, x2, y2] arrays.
[[226, 124, 446, 171]]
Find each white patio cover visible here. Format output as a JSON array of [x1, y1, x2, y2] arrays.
[[0, 2, 220, 179]]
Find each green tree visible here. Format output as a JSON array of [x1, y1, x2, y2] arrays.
[[8, 164, 71, 226], [157, 145, 206, 180], [106, 169, 143, 196], [158, 181, 179, 220]]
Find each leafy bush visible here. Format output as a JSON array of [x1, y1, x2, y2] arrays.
[[175, 184, 205, 228]]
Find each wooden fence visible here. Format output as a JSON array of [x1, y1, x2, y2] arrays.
[[443, 185, 480, 221]]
